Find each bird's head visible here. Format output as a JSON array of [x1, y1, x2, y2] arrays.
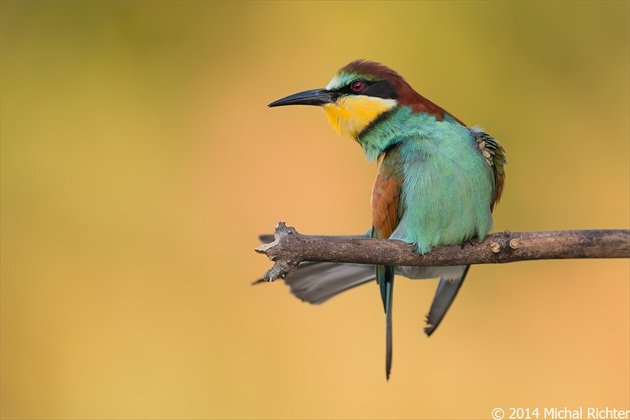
[[269, 59, 459, 139]]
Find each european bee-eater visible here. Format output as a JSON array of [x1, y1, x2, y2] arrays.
[[268, 60, 506, 379]]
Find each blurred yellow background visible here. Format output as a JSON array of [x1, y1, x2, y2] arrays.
[[1, 1, 628, 418]]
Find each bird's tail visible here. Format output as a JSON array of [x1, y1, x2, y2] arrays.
[[424, 265, 470, 336]]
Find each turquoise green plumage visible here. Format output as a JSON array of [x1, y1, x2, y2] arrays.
[[268, 60, 506, 379]]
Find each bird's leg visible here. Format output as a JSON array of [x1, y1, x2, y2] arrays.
[[460, 238, 480, 250]]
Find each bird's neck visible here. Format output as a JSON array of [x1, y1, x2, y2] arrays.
[[356, 107, 464, 162], [355, 106, 414, 161]]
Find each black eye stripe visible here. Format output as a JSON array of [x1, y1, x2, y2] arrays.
[[364, 80, 397, 100], [336, 80, 397, 100], [336, 81, 368, 95]]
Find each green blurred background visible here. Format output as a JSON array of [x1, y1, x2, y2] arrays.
[[1, 1, 628, 418]]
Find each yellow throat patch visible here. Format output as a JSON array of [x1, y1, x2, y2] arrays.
[[323, 95, 397, 138]]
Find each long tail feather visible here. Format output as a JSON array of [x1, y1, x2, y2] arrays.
[[424, 265, 470, 336], [377, 265, 395, 379], [385, 275, 394, 380]]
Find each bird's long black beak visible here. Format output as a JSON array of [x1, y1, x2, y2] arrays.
[[268, 88, 337, 107]]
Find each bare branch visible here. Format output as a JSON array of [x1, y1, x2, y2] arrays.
[[255, 222, 630, 282]]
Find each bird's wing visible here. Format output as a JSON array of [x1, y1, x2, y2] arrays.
[[424, 266, 469, 336], [255, 234, 375, 304], [371, 153, 403, 240], [473, 130, 507, 210], [371, 153, 403, 308], [281, 261, 375, 304]]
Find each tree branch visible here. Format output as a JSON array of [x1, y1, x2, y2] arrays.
[[255, 222, 630, 282]]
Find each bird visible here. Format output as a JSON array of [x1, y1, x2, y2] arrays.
[[267, 59, 506, 379]]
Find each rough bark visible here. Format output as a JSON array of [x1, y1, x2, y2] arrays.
[[255, 222, 630, 282]]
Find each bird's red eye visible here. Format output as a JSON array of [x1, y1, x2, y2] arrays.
[[351, 81, 365, 92]]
